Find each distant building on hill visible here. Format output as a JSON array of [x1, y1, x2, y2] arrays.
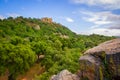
[[41, 17, 53, 23]]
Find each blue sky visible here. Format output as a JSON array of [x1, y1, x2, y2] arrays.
[[0, 0, 120, 36]]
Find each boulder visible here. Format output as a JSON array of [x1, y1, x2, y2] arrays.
[[84, 38, 120, 54], [33, 25, 40, 30], [79, 38, 120, 80], [50, 70, 79, 80]]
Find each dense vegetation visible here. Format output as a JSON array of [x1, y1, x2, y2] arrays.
[[0, 17, 114, 80]]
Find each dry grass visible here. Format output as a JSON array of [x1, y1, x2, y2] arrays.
[[16, 63, 45, 80], [0, 75, 8, 80]]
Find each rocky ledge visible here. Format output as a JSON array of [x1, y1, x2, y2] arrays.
[[84, 38, 120, 54]]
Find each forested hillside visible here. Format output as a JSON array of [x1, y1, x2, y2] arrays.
[[0, 17, 114, 80]]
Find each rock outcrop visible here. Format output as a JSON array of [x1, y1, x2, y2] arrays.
[[79, 38, 120, 80], [33, 25, 40, 30], [84, 38, 120, 54], [50, 70, 80, 80], [41, 17, 53, 23], [50, 39, 120, 80]]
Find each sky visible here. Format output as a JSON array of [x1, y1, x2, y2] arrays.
[[0, 0, 120, 36]]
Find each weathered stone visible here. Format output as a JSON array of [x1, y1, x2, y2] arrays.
[[50, 70, 80, 80], [41, 17, 53, 23], [79, 38, 120, 80], [33, 25, 40, 30], [79, 55, 101, 66], [84, 38, 120, 54]]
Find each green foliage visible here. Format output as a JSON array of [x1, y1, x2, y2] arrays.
[[99, 66, 103, 80], [81, 77, 89, 80], [0, 42, 36, 80], [32, 41, 48, 61], [99, 54, 116, 80], [0, 16, 115, 80]]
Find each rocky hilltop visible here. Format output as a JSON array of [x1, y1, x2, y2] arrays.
[[51, 38, 120, 80]]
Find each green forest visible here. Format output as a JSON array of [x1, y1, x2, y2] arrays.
[[0, 17, 114, 80]]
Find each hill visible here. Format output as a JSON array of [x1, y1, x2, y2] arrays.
[[0, 17, 114, 80]]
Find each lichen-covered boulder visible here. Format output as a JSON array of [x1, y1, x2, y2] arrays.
[[50, 70, 80, 80], [79, 38, 120, 80]]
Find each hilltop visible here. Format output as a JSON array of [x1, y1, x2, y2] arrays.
[[0, 17, 76, 38]]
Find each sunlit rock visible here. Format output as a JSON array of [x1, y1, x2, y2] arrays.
[[79, 38, 120, 80]]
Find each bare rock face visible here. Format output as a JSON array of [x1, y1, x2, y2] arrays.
[[50, 70, 80, 80], [79, 38, 120, 80]]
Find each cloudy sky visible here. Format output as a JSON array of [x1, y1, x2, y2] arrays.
[[0, 0, 120, 36]]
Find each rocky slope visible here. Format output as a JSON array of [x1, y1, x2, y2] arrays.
[[51, 38, 120, 80]]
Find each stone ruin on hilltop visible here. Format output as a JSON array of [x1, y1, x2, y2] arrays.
[[41, 17, 53, 23]]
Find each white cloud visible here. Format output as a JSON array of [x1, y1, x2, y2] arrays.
[[82, 11, 113, 25], [79, 10, 120, 36], [66, 17, 74, 22], [7, 13, 20, 18], [71, 0, 120, 10], [0, 15, 5, 20], [83, 28, 120, 36], [57, 16, 74, 23], [109, 24, 120, 29], [81, 11, 120, 28]]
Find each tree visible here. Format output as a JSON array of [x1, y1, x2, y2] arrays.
[[32, 41, 47, 61], [0, 43, 36, 80], [54, 39, 62, 50]]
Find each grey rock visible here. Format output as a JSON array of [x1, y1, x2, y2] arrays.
[[79, 38, 120, 80], [84, 38, 120, 54], [50, 70, 80, 80], [79, 54, 101, 66]]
